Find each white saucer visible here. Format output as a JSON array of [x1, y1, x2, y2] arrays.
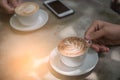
[[49, 48, 98, 76], [10, 9, 48, 31]]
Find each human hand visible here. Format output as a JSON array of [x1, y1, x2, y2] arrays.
[[0, 0, 22, 14], [85, 20, 120, 52]]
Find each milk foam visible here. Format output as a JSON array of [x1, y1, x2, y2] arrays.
[[15, 2, 39, 15], [62, 40, 85, 56], [20, 5, 36, 14], [58, 37, 87, 57]]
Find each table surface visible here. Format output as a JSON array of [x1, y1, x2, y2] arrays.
[[0, 0, 120, 80]]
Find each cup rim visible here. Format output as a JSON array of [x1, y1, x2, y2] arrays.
[[15, 2, 39, 16], [57, 47, 88, 58]]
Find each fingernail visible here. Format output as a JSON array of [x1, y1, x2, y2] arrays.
[[104, 48, 109, 52], [107, 48, 109, 51], [85, 35, 91, 40]]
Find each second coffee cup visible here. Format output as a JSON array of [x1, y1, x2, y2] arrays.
[[57, 37, 91, 67], [15, 2, 39, 26]]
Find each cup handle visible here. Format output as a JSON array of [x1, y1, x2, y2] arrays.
[[85, 39, 92, 47]]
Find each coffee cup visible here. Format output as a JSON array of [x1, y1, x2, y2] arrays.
[[15, 2, 39, 26], [57, 37, 92, 67]]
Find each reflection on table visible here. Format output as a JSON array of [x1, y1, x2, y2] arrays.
[[0, 0, 120, 80]]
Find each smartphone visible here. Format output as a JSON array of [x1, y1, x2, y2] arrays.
[[44, 0, 74, 18]]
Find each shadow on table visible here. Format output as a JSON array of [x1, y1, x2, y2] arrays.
[[48, 61, 95, 80], [92, 48, 120, 80]]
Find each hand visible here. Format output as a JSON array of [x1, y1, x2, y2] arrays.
[[0, 0, 22, 14], [85, 20, 120, 52]]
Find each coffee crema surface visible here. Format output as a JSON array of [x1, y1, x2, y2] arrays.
[[58, 37, 88, 57], [15, 2, 39, 16]]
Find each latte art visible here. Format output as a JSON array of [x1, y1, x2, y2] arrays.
[[58, 37, 88, 57], [15, 2, 39, 16], [19, 5, 36, 14]]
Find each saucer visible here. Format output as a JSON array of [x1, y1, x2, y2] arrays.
[[10, 9, 48, 31], [49, 48, 98, 76]]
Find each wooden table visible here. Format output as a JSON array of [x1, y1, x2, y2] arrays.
[[0, 0, 120, 80]]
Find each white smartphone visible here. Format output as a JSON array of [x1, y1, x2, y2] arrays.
[[44, 0, 74, 18]]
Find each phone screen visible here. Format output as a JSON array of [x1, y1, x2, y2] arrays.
[[48, 1, 70, 14]]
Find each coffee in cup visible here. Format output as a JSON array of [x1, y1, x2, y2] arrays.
[[15, 2, 39, 26], [57, 37, 90, 67]]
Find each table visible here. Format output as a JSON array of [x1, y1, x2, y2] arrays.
[[0, 0, 120, 80]]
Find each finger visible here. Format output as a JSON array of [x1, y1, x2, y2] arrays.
[[93, 40, 109, 52], [85, 20, 105, 40], [97, 38, 116, 46], [18, 0, 22, 5], [99, 44, 109, 52], [91, 44, 100, 52], [15, 0, 23, 7], [2, 0, 14, 14], [91, 43, 109, 52], [9, 0, 18, 7], [88, 28, 106, 40]]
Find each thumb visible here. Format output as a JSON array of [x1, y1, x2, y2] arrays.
[[86, 29, 105, 40]]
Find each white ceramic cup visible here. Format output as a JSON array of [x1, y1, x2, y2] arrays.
[[60, 49, 87, 67], [58, 39, 92, 67], [15, 2, 39, 26]]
